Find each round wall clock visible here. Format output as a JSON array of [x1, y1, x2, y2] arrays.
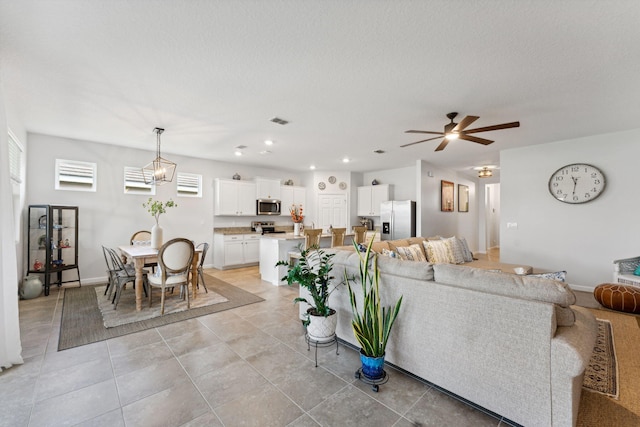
[[548, 163, 605, 204], [318, 182, 326, 190]]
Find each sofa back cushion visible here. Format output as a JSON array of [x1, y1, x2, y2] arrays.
[[331, 250, 434, 282], [397, 244, 427, 262], [423, 239, 453, 264], [433, 264, 576, 307]]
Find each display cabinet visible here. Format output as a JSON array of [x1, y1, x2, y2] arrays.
[[27, 205, 81, 296]]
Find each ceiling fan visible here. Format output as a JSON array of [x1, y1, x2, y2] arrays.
[[401, 112, 520, 151]]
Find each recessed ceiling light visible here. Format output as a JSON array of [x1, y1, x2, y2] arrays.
[[264, 140, 274, 146], [310, 165, 316, 170], [260, 150, 272, 155], [234, 150, 243, 156], [342, 157, 350, 163]]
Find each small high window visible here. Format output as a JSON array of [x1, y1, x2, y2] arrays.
[[55, 159, 97, 192], [177, 172, 202, 198], [124, 166, 156, 195], [8, 131, 22, 183]]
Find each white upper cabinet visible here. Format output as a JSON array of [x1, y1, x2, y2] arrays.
[[215, 179, 257, 216], [280, 185, 306, 216], [357, 184, 390, 216], [256, 178, 281, 200]]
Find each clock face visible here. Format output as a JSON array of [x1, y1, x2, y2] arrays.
[[548, 163, 605, 204]]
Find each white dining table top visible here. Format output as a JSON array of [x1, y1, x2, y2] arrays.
[[118, 244, 203, 258]]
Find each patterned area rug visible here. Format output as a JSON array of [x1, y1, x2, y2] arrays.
[[583, 319, 618, 398], [95, 285, 228, 327]]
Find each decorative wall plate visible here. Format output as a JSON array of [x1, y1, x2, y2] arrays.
[[318, 182, 326, 190], [339, 182, 347, 190], [328, 176, 336, 184]]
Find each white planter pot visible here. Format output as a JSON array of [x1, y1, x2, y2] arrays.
[[151, 224, 163, 249], [306, 308, 337, 343]]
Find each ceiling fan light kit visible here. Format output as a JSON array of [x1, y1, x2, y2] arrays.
[[142, 127, 177, 185], [478, 167, 493, 178], [402, 112, 520, 151]]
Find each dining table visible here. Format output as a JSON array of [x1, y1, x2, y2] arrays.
[[118, 244, 202, 311]]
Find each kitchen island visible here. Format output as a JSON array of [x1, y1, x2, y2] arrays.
[[259, 232, 354, 286]]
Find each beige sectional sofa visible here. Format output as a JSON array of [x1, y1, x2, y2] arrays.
[[325, 249, 597, 427]]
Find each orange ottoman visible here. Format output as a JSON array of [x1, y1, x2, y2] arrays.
[[594, 283, 640, 314]]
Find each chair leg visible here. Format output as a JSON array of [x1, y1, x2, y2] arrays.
[[113, 282, 124, 310], [160, 287, 166, 315], [198, 269, 209, 293], [185, 283, 190, 309]]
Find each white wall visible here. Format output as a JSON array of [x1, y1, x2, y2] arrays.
[[500, 128, 640, 290], [417, 160, 479, 251], [25, 133, 305, 284]]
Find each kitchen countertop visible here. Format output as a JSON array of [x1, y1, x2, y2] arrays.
[[260, 232, 354, 240]]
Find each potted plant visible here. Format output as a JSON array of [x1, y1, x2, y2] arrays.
[[142, 198, 177, 249], [276, 245, 338, 342], [289, 204, 304, 236], [346, 236, 403, 380]]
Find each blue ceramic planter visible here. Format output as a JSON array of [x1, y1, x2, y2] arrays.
[[360, 351, 385, 380]]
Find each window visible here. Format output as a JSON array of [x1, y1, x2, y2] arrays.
[[55, 159, 97, 192], [176, 172, 202, 198], [124, 166, 155, 195], [8, 131, 22, 183]]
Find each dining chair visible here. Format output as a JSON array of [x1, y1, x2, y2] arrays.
[[147, 238, 194, 315], [352, 226, 367, 245], [102, 245, 117, 296], [130, 230, 151, 245], [106, 247, 149, 309], [330, 228, 346, 247], [195, 242, 209, 293], [304, 229, 322, 250]]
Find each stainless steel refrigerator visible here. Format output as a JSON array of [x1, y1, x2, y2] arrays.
[[380, 200, 416, 240]]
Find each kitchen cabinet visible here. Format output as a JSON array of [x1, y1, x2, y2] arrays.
[[256, 178, 281, 200], [27, 205, 81, 296], [215, 179, 257, 216], [357, 184, 390, 216], [280, 185, 306, 216], [213, 233, 261, 269]]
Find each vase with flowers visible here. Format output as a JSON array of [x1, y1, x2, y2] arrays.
[[290, 204, 304, 236], [142, 198, 177, 249]]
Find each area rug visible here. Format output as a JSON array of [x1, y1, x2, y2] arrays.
[[583, 319, 618, 398], [95, 285, 229, 328], [58, 273, 264, 351]]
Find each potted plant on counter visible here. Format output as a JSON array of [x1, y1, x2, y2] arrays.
[[346, 236, 403, 384], [276, 245, 338, 342]]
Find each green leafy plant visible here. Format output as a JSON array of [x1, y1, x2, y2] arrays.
[[276, 245, 337, 325], [346, 236, 403, 357], [142, 198, 177, 225]]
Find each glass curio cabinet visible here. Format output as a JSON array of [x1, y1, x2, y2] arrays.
[[27, 205, 81, 296]]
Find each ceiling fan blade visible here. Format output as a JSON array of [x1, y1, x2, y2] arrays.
[[405, 130, 445, 135], [464, 121, 520, 134], [458, 134, 494, 145], [435, 139, 450, 151], [452, 116, 479, 132], [400, 136, 443, 148]]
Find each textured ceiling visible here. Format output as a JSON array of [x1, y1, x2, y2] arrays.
[[1, 0, 639, 175]]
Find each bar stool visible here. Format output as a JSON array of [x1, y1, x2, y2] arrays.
[[352, 226, 367, 245], [330, 228, 346, 247]]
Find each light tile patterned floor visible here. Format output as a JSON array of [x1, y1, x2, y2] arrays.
[[5, 266, 524, 427]]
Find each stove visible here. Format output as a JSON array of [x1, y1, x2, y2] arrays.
[[251, 221, 286, 235]]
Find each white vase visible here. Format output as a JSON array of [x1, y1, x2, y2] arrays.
[[294, 223, 301, 236], [151, 223, 163, 249]]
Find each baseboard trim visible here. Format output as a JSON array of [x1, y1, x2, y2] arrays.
[[569, 283, 594, 292]]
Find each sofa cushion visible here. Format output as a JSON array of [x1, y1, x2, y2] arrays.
[[433, 264, 577, 307], [371, 241, 390, 253], [529, 271, 567, 282], [458, 237, 474, 262], [381, 248, 398, 258], [423, 239, 452, 264], [377, 254, 434, 281], [388, 239, 410, 251], [397, 244, 427, 262], [443, 237, 465, 264], [407, 237, 428, 257]]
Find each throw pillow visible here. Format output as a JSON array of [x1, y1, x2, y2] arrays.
[[381, 248, 398, 258], [423, 240, 453, 264], [458, 237, 474, 262], [634, 264, 640, 276], [397, 244, 427, 262], [528, 271, 567, 282], [443, 237, 465, 264]]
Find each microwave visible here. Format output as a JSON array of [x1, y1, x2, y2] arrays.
[[257, 199, 281, 215]]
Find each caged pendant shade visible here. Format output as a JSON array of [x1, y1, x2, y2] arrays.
[[142, 127, 176, 185]]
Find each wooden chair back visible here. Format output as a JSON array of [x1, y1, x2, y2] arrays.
[[303, 229, 322, 250], [352, 226, 367, 245], [330, 228, 346, 247]]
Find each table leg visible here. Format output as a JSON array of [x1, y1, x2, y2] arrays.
[[191, 252, 199, 300], [134, 257, 145, 311]]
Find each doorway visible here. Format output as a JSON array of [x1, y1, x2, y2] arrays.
[[317, 194, 347, 232], [484, 183, 500, 252]]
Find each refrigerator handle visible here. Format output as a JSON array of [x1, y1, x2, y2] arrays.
[[390, 211, 394, 240]]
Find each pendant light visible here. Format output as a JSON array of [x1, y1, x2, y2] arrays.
[[478, 167, 493, 178], [142, 127, 176, 185]]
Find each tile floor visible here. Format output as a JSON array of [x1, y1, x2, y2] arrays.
[[6, 266, 537, 427]]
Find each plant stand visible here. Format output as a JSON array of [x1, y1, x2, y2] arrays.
[[354, 369, 388, 392], [305, 333, 339, 367]]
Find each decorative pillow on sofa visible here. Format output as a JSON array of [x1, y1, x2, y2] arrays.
[[381, 248, 398, 258], [528, 271, 567, 282], [458, 237, 474, 262], [423, 240, 452, 264], [443, 237, 465, 264], [397, 244, 427, 262]]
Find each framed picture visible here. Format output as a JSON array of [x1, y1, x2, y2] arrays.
[[441, 180, 454, 212], [458, 184, 469, 212]]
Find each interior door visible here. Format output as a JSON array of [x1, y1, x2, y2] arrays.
[[317, 194, 347, 232]]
